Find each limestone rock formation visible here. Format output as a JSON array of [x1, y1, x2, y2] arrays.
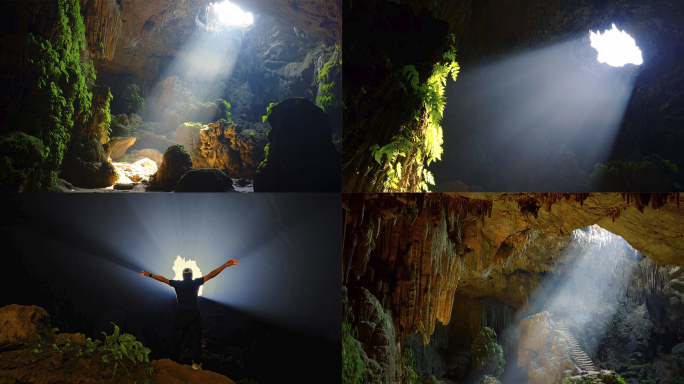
[[518, 312, 578, 384], [79, 0, 122, 60], [174, 168, 235, 192], [0, 305, 52, 349], [191, 122, 259, 179], [107, 136, 136, 160], [175, 122, 203, 154], [348, 287, 402, 384], [149, 144, 192, 191], [253, 98, 341, 192], [343, 193, 684, 346]]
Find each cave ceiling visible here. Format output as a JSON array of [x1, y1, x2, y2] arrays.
[[90, 0, 341, 85]]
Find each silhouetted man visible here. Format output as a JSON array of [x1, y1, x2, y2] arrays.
[[141, 259, 239, 370]]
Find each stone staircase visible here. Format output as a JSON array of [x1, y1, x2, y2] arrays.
[[554, 317, 599, 373]]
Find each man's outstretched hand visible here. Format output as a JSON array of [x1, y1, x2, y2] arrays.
[[141, 269, 151, 277], [225, 259, 239, 267]]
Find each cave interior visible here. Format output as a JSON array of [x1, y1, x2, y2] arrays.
[[342, 193, 684, 384], [0, 0, 342, 192]]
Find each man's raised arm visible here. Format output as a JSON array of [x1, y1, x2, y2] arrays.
[[141, 270, 170, 285], [204, 259, 239, 283]]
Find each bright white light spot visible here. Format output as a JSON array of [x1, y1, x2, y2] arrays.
[[590, 24, 643, 67], [173, 255, 204, 296], [212, 1, 253, 27]]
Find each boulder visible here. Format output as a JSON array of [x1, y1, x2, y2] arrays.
[[60, 157, 118, 188], [0, 304, 52, 348], [108, 136, 136, 160], [174, 168, 235, 192], [129, 148, 163, 165], [149, 144, 192, 191], [192, 122, 259, 178], [54, 333, 86, 347], [253, 98, 341, 192], [671, 341, 684, 373]]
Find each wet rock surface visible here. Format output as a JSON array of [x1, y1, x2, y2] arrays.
[[253, 98, 341, 192]]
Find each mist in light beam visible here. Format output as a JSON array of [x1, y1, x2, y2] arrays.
[[172, 255, 204, 296]]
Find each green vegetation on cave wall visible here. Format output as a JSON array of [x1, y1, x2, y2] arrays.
[[0, 0, 95, 192]]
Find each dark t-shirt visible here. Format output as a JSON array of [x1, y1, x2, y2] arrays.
[[169, 277, 205, 310]]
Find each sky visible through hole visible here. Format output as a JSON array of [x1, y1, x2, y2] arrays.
[[212, 1, 253, 27], [590, 24, 643, 67]]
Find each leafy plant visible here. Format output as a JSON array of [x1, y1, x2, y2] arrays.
[[262, 102, 279, 123], [122, 84, 145, 116], [401, 348, 418, 384], [100, 323, 153, 381]]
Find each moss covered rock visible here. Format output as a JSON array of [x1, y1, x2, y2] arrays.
[[471, 327, 505, 379], [150, 144, 192, 191], [0, 0, 95, 191], [0, 132, 49, 192]]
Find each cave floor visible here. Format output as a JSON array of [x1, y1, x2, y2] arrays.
[[56, 179, 254, 193]]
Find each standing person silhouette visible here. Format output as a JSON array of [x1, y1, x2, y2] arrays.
[[141, 259, 239, 369]]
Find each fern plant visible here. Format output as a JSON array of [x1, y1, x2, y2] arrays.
[[370, 34, 459, 192]]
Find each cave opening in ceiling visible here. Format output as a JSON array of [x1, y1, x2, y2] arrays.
[[172, 255, 204, 296], [211, 1, 253, 27], [590, 24, 643, 67]]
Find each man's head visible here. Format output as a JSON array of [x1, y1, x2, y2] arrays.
[[183, 267, 193, 281]]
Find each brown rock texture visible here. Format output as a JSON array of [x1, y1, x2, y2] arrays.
[[79, 0, 122, 60], [192, 122, 259, 179], [151, 358, 236, 384], [0, 305, 52, 349], [225, 0, 340, 46], [343, 193, 684, 344]]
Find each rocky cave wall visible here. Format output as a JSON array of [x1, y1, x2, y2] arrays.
[[343, 193, 684, 383]]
